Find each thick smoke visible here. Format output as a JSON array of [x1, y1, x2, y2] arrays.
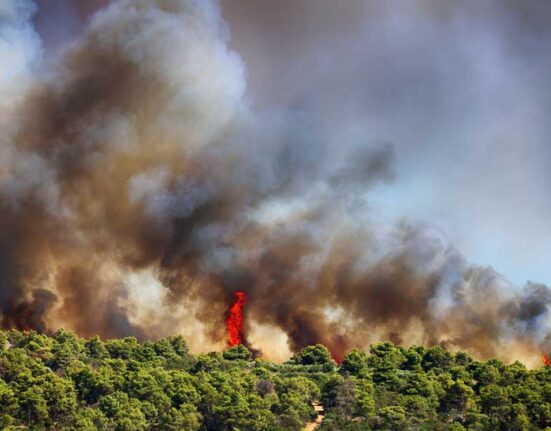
[[0, 0, 550, 365]]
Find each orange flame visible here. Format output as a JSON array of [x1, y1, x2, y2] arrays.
[[543, 352, 551, 368], [226, 291, 246, 346]]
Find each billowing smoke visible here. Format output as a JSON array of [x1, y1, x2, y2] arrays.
[[0, 0, 550, 365]]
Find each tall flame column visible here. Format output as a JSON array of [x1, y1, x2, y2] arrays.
[[227, 291, 246, 346]]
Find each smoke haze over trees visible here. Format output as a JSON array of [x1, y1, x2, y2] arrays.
[[1, 330, 550, 430]]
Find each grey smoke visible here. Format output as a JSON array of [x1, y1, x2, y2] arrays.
[[0, 0, 549, 365]]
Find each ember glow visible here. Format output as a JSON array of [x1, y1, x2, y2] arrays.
[[543, 353, 551, 368], [227, 291, 246, 346]]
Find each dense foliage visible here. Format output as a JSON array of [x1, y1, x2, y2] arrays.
[[0, 330, 550, 430]]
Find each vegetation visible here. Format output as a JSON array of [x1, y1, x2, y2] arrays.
[[0, 330, 550, 430]]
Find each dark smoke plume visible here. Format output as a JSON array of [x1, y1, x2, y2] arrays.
[[0, 0, 549, 365]]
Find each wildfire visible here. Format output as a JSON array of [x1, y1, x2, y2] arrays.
[[226, 291, 246, 346], [543, 353, 551, 367]]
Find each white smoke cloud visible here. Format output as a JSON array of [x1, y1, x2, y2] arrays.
[[0, 0, 41, 108]]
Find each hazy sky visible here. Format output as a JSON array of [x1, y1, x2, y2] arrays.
[[29, 0, 551, 288], [221, 0, 551, 287]]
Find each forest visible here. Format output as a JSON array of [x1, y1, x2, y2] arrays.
[[0, 330, 550, 430]]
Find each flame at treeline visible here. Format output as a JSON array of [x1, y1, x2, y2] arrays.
[[543, 353, 551, 367], [226, 291, 247, 346]]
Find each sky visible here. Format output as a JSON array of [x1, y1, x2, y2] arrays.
[[21, 0, 551, 289], [27, 0, 551, 291]]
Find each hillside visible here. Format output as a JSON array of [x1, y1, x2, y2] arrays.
[[0, 330, 550, 430]]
